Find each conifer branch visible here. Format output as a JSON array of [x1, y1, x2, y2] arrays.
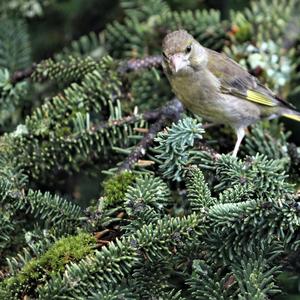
[[2, 1, 300, 298], [118, 55, 163, 73], [10, 55, 163, 84], [118, 99, 184, 171], [10, 64, 36, 84]]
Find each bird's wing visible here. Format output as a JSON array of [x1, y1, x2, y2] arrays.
[[206, 48, 295, 109]]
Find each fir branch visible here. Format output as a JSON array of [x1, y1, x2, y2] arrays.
[[10, 64, 36, 84], [232, 255, 281, 299], [38, 214, 202, 298], [23, 190, 85, 233], [0, 155, 84, 235], [6, 230, 57, 275], [87, 286, 137, 300], [1, 2, 300, 298], [187, 260, 236, 299], [32, 56, 100, 84], [0, 18, 31, 72], [218, 184, 253, 204], [186, 165, 216, 211], [4, 187, 85, 234], [204, 197, 300, 263], [11, 55, 163, 86], [214, 154, 293, 197], [118, 99, 184, 171], [124, 174, 171, 213], [121, 0, 170, 21], [54, 31, 105, 61], [123, 174, 171, 234], [127, 260, 181, 299], [243, 122, 290, 161], [2, 232, 96, 299], [0, 213, 15, 252], [118, 55, 163, 73], [155, 116, 205, 181], [0, 68, 29, 127]]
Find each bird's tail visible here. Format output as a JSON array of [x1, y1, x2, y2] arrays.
[[282, 109, 300, 122]]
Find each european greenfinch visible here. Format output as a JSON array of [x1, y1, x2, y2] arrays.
[[162, 30, 300, 156]]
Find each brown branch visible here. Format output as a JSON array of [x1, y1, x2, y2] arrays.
[[85, 99, 184, 172], [118, 55, 163, 73], [90, 98, 181, 133], [195, 140, 221, 160], [118, 99, 184, 172], [10, 64, 37, 84], [90, 114, 142, 132], [90, 109, 159, 133], [10, 55, 163, 84], [118, 117, 166, 171]]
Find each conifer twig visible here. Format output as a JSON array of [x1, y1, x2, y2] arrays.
[[118, 99, 183, 171], [11, 64, 37, 84], [118, 55, 163, 73], [10, 55, 163, 84]]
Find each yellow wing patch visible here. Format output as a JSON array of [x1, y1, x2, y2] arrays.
[[282, 113, 300, 122], [246, 90, 276, 107]]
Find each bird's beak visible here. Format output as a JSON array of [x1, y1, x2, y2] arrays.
[[170, 53, 186, 73]]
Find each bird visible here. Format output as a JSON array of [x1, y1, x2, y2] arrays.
[[161, 29, 300, 156]]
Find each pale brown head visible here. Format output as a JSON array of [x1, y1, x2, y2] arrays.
[[162, 30, 207, 74]]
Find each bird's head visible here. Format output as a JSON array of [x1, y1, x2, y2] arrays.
[[162, 30, 207, 75]]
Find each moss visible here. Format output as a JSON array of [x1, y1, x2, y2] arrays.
[[1, 232, 96, 299], [103, 171, 136, 207]]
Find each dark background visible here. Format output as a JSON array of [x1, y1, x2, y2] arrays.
[[28, 0, 250, 60]]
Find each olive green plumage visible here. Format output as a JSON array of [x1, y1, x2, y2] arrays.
[[162, 30, 300, 156]]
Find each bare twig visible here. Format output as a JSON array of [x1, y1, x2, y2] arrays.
[[118, 116, 167, 171], [195, 140, 221, 159], [118, 55, 163, 73], [10, 64, 37, 84], [90, 99, 182, 134], [118, 99, 183, 171]]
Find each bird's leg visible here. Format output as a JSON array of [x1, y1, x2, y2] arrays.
[[232, 128, 245, 157]]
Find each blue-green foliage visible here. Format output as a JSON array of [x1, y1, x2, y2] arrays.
[[125, 174, 171, 214], [0, 18, 31, 72], [0, 17, 31, 127], [187, 260, 237, 300], [1, 0, 300, 299], [0, 69, 28, 126], [123, 174, 171, 233], [0, 212, 15, 251], [215, 154, 293, 197], [186, 165, 216, 211], [155, 117, 204, 181]]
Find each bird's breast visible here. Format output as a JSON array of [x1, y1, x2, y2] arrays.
[[168, 69, 262, 127], [169, 68, 222, 120]]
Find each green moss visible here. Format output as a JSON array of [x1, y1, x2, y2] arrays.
[[103, 171, 136, 207], [1, 232, 96, 299]]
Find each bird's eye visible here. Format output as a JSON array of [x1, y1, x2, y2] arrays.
[[186, 45, 192, 53], [162, 52, 168, 60]]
